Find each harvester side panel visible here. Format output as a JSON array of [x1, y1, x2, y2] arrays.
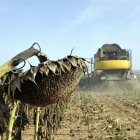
[[95, 60, 130, 70]]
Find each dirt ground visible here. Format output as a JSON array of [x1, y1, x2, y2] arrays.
[[54, 79, 140, 140]]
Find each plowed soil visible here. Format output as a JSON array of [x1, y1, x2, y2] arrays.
[[54, 79, 140, 140]]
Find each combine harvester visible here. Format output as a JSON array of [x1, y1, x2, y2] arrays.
[[94, 43, 132, 81], [79, 43, 135, 90]]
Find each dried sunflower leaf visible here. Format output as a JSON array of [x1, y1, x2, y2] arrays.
[[57, 61, 65, 73], [40, 65, 50, 76], [8, 84, 11, 100], [48, 63, 58, 74], [11, 83, 16, 101], [39, 69, 44, 76], [56, 62, 61, 75], [67, 57, 78, 67], [11, 82, 16, 95], [58, 60, 71, 71], [37, 52, 49, 63], [23, 76, 29, 81], [42, 60, 52, 65], [81, 60, 88, 72], [12, 77, 21, 92], [30, 66, 40, 78], [67, 55, 86, 61], [77, 58, 83, 68], [26, 70, 36, 83], [20, 77, 24, 83], [22, 70, 30, 77]]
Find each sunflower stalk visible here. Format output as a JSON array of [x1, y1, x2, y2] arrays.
[[3, 132, 6, 140], [26, 104, 29, 128], [44, 106, 48, 140], [35, 107, 40, 140], [0, 60, 14, 78], [6, 101, 19, 140], [51, 127, 53, 140], [3, 95, 7, 140]]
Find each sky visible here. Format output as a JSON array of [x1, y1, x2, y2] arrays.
[[0, 0, 140, 70]]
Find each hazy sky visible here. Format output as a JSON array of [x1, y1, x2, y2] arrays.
[[0, 0, 140, 70]]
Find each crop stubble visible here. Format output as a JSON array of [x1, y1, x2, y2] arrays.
[[54, 80, 140, 140]]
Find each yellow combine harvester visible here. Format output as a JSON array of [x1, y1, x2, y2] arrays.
[[94, 44, 132, 81], [79, 43, 133, 88]]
